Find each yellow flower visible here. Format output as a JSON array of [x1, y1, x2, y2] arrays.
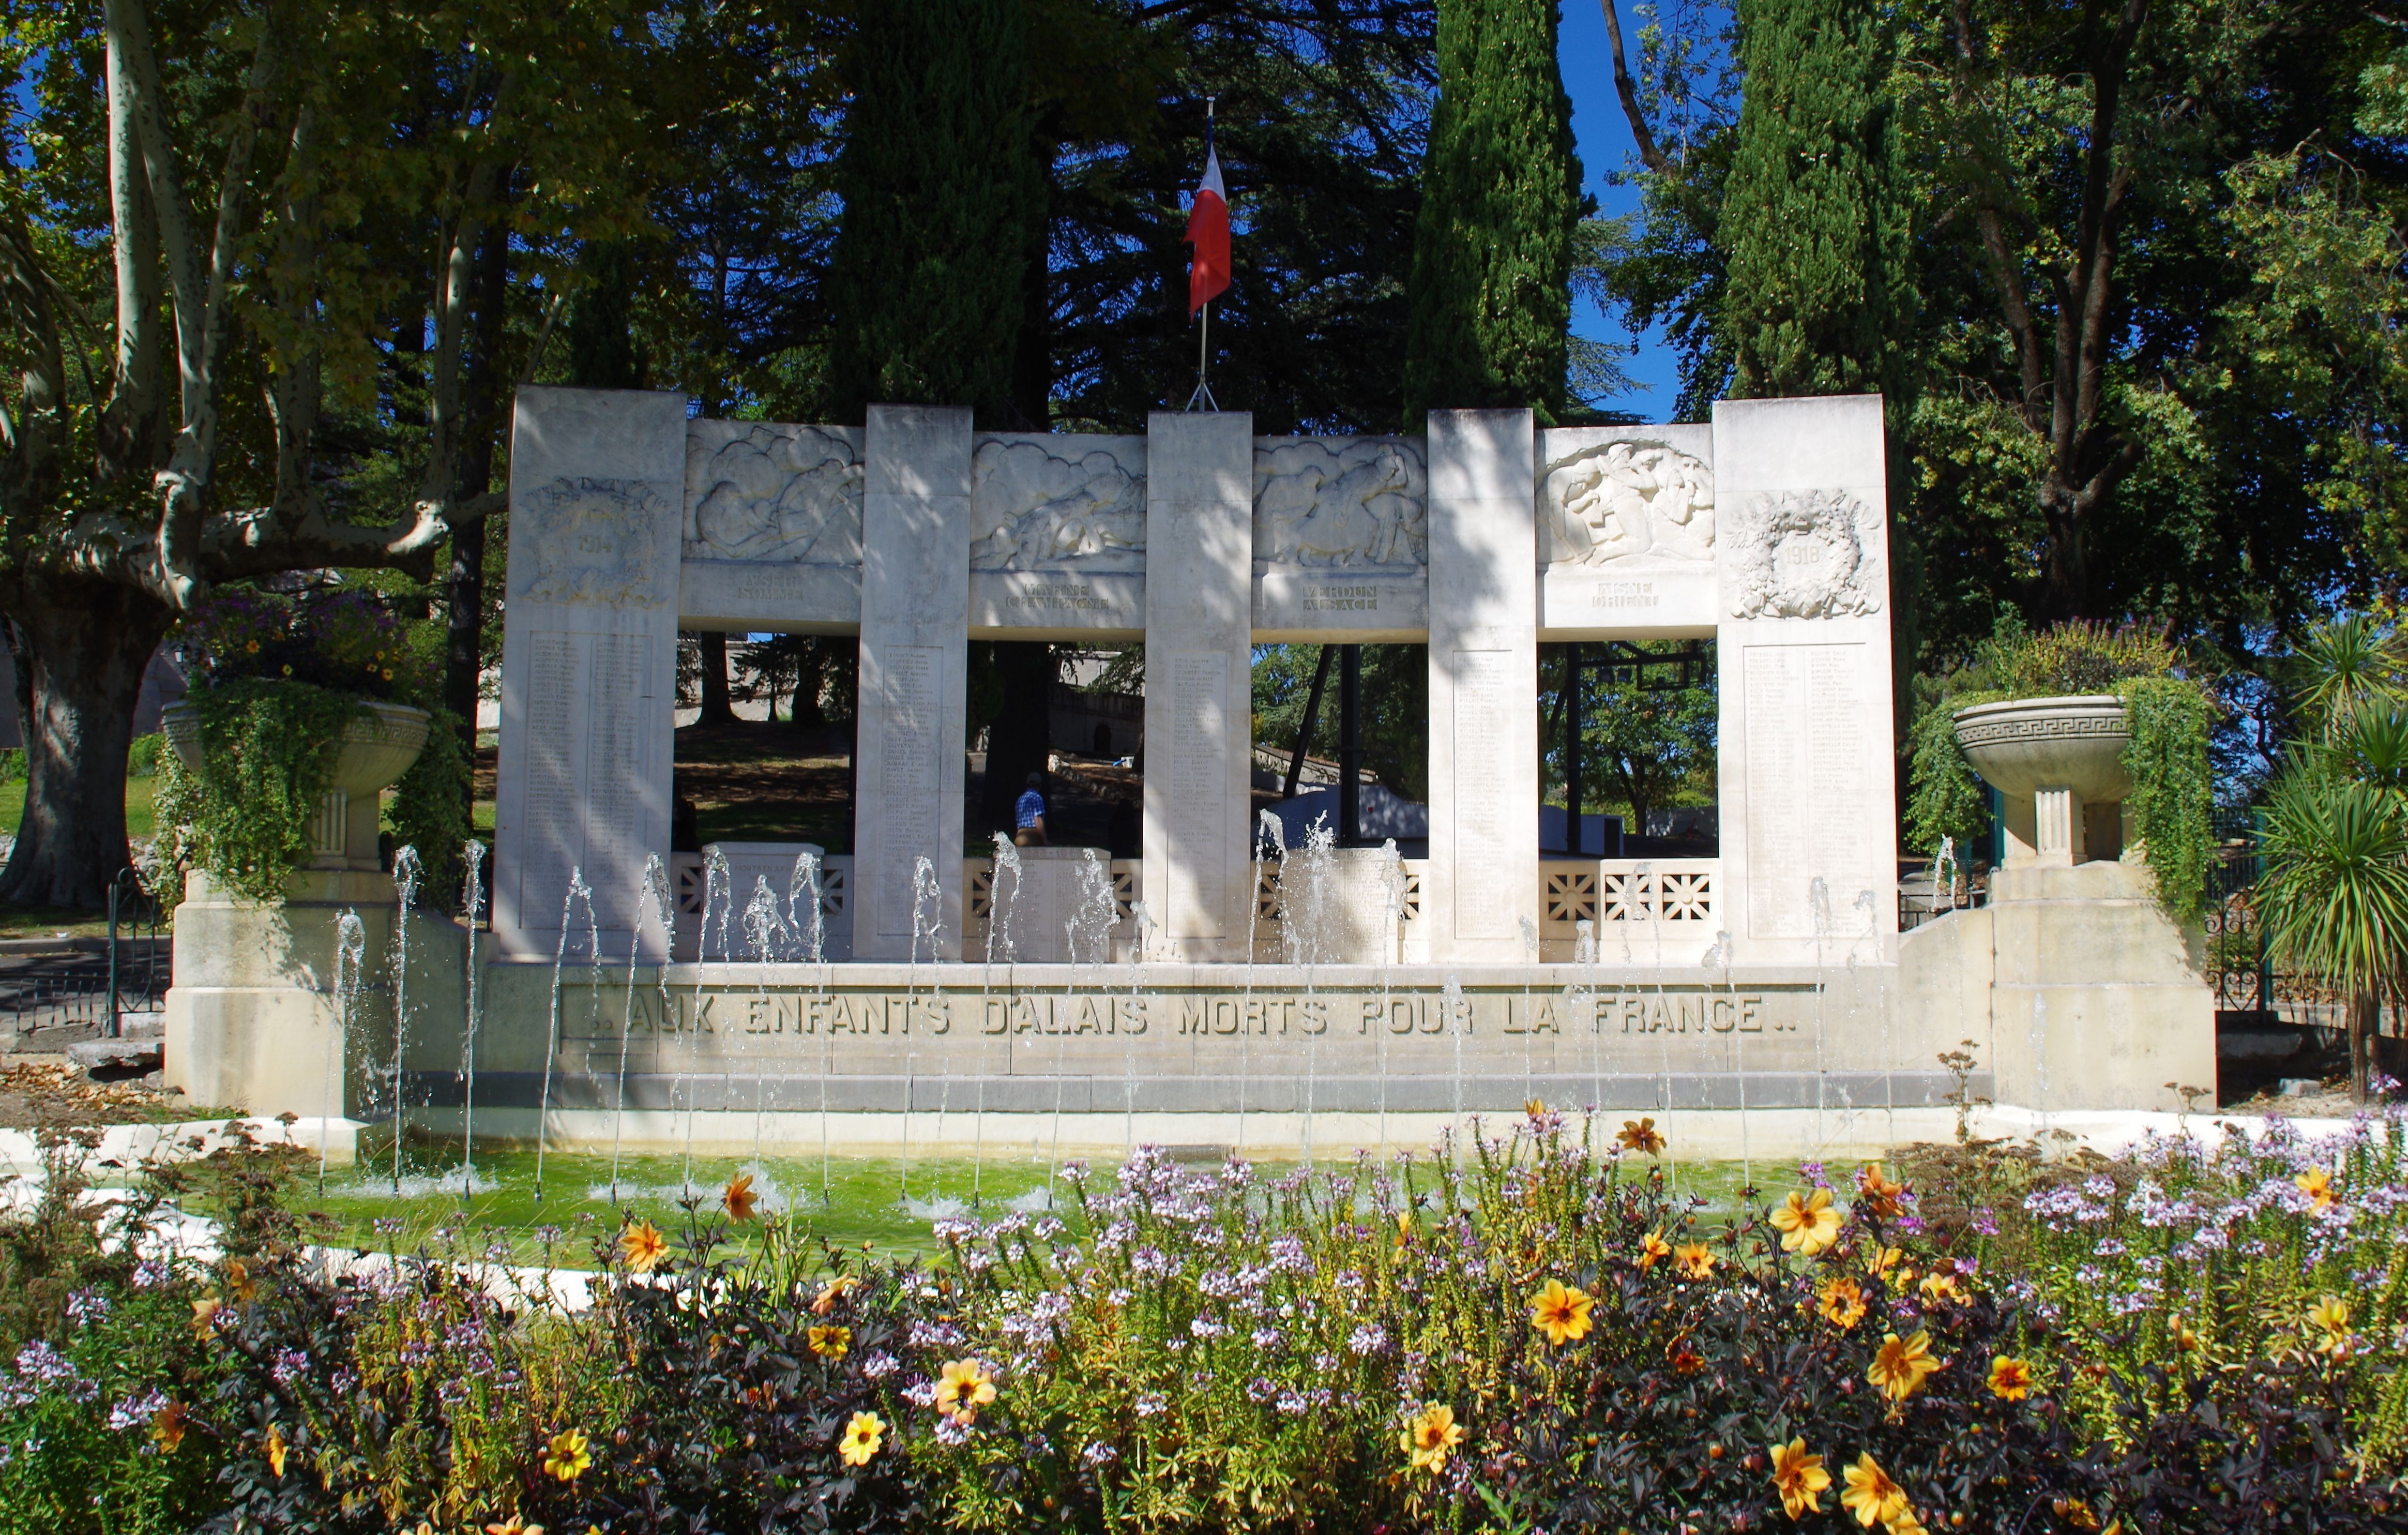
[[543, 1428, 592, 1482], [723, 1172, 759, 1222], [224, 1258, 257, 1303], [1866, 1245, 1906, 1285], [2169, 1316, 2201, 1353], [1637, 1230, 1673, 1271], [1818, 1276, 1868, 1330], [190, 1298, 221, 1340], [618, 1220, 668, 1273], [1839, 1453, 1908, 1528], [264, 1423, 288, 1478], [1674, 1241, 1716, 1280], [2308, 1295, 2352, 1341], [2056, 1497, 2101, 1530], [1886, 1506, 1931, 1535], [484, 1519, 544, 1535], [1529, 1279, 1595, 1346], [1987, 1355, 2033, 1401], [1856, 1164, 1907, 1220], [1617, 1117, 1667, 1155], [1772, 1187, 1843, 1256], [808, 1324, 851, 1360], [2295, 1167, 2338, 1210], [152, 1400, 188, 1452], [1916, 1271, 1964, 1306], [1400, 1402, 1464, 1474], [839, 1410, 886, 1466], [1769, 1437, 1831, 1518], [812, 1275, 860, 1316], [1524, 1097, 1547, 1119], [1867, 1330, 1942, 1402], [934, 1358, 997, 1423]]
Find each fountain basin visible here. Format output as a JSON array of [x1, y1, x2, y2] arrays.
[[1950, 694, 2132, 803]]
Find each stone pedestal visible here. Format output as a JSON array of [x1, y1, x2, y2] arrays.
[[1271, 844, 1409, 965], [1898, 860, 2216, 1113], [979, 846, 1122, 964], [163, 870, 466, 1120]]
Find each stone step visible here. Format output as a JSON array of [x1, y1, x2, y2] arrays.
[[67, 1037, 163, 1072]]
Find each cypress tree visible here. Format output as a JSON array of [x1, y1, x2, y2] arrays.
[[825, 0, 1041, 426], [1402, 0, 1582, 429], [1720, 0, 1911, 399]]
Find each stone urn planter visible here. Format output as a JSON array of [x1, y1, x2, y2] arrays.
[[1951, 695, 2131, 866], [162, 698, 431, 872]]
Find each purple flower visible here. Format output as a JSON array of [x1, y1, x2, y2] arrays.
[[1346, 1323, 1387, 1357]]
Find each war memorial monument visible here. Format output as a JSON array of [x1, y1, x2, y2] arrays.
[[162, 388, 2218, 1160]]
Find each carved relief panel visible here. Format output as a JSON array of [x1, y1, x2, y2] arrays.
[[1251, 437, 1428, 571], [683, 422, 864, 566], [1724, 489, 1884, 620], [517, 476, 676, 607], [1538, 439, 1715, 567], [970, 435, 1146, 573]]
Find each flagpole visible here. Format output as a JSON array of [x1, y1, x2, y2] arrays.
[[1186, 98, 1221, 412]]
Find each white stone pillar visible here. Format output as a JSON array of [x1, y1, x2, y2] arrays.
[[1713, 394, 1899, 965], [1141, 411, 1254, 960], [1424, 409, 1539, 963], [852, 406, 973, 960], [492, 387, 687, 958]]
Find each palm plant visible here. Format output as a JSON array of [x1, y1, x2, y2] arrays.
[[2255, 617, 2408, 1101]]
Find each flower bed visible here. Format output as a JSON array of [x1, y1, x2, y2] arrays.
[[0, 1109, 2402, 1533]]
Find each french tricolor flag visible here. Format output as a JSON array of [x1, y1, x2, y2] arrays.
[[1185, 147, 1230, 316]]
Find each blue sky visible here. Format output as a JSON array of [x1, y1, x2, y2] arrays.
[[1561, 3, 1682, 418]]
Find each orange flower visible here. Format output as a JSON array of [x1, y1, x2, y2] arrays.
[[483, 1519, 544, 1535], [1637, 1230, 1673, 1271], [1866, 1245, 1906, 1286], [1838, 1453, 1907, 1528], [152, 1400, 188, 1452], [723, 1172, 759, 1222], [1868, 1330, 1942, 1402], [2169, 1316, 2201, 1353], [934, 1358, 997, 1423], [1674, 1241, 1716, 1280], [618, 1220, 668, 1273], [1617, 1117, 1667, 1155], [2295, 1167, 2339, 1211], [1529, 1279, 1595, 1346], [1401, 1403, 1464, 1474], [1916, 1271, 1964, 1306], [839, 1410, 885, 1466], [224, 1258, 257, 1303], [1769, 1437, 1832, 1519], [1772, 1187, 1843, 1256], [264, 1423, 288, 1478], [1987, 1355, 2033, 1401], [190, 1298, 221, 1340], [1818, 1276, 1868, 1330], [808, 1324, 851, 1360], [1856, 1164, 1907, 1220], [1667, 1334, 1705, 1374], [812, 1275, 860, 1316], [1524, 1097, 1548, 1119]]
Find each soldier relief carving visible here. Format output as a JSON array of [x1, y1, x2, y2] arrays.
[[1726, 489, 1884, 620], [970, 437, 1145, 572], [1539, 440, 1715, 565], [1251, 438, 1428, 570], [517, 476, 672, 606], [683, 423, 862, 565]]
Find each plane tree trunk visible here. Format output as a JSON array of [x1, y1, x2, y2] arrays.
[[0, 581, 174, 908]]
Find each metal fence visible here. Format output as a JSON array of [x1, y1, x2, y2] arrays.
[[0, 867, 172, 1052]]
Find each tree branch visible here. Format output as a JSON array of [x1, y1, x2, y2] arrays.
[[1600, 1, 1674, 173]]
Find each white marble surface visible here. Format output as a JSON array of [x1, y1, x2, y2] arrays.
[[1712, 394, 1897, 964], [853, 405, 972, 959], [1142, 412, 1255, 959], [493, 387, 687, 957], [1424, 409, 1540, 962]]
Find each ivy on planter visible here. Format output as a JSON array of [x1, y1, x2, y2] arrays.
[[1907, 622, 2218, 922], [154, 592, 468, 904]]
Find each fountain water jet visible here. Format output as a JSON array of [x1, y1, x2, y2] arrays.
[[387, 846, 423, 1193], [456, 840, 489, 1198], [324, 910, 368, 1195], [535, 867, 596, 1203]]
